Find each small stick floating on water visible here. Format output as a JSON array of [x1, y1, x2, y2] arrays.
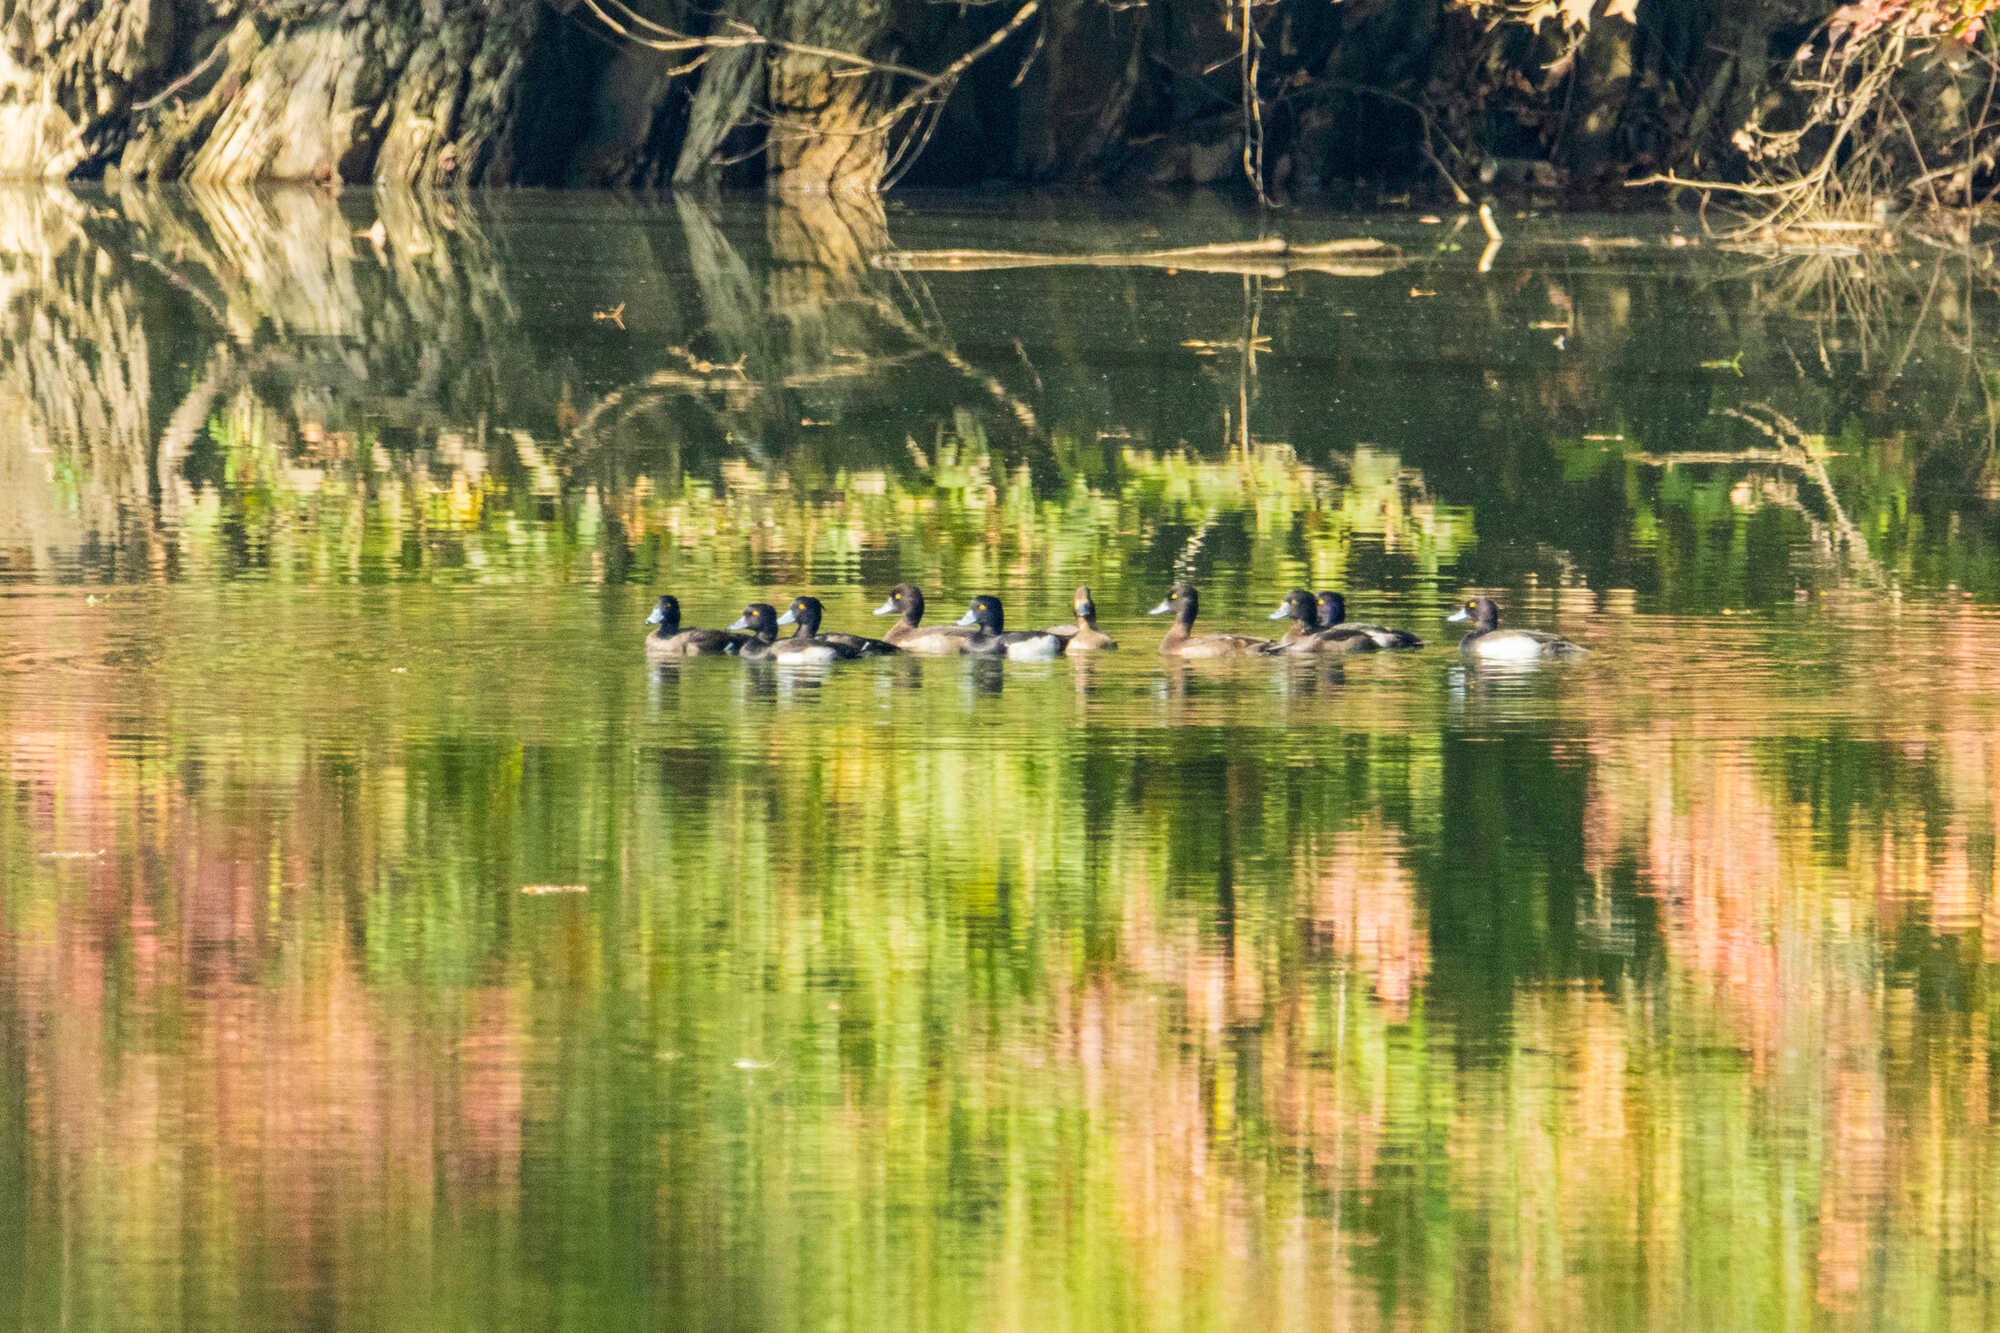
[[872, 237, 1403, 278]]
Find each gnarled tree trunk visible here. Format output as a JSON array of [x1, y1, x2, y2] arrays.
[[766, 0, 893, 193]]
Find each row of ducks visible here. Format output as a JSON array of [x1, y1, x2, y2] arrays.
[[649, 584, 1588, 663]]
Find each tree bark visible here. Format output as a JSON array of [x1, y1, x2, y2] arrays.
[[673, 0, 779, 184], [765, 0, 893, 194]]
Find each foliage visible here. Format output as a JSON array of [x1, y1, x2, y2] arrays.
[[1461, 0, 2000, 223]]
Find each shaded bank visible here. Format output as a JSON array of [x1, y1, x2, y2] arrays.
[[2, 0, 1992, 202]]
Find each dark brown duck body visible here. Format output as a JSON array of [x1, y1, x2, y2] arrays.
[[1266, 589, 1378, 655], [1150, 583, 1276, 658], [779, 596, 899, 655], [957, 595, 1068, 660], [872, 583, 973, 654], [1316, 591, 1423, 650], [645, 595, 747, 657], [728, 603, 861, 662]]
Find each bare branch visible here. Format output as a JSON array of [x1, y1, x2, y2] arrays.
[[132, 35, 230, 113], [578, 0, 934, 81], [574, 0, 1042, 190]]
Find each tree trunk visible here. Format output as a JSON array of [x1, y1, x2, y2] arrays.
[[765, 0, 893, 194], [674, 0, 779, 184]]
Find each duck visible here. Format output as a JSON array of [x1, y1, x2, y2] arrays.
[[1044, 586, 1117, 651], [726, 603, 860, 663], [776, 596, 899, 655], [1446, 596, 1588, 661], [644, 595, 747, 657], [872, 583, 974, 654], [1265, 589, 1378, 655], [955, 595, 1069, 660], [1315, 591, 1423, 650], [1149, 583, 1278, 658]]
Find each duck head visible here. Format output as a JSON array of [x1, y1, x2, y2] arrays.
[[956, 595, 1005, 632], [727, 603, 779, 639], [1149, 583, 1198, 622], [875, 583, 923, 620], [1073, 586, 1098, 623], [777, 596, 824, 634], [1447, 597, 1501, 630], [1315, 591, 1348, 627], [646, 595, 681, 633], [1269, 589, 1317, 625]]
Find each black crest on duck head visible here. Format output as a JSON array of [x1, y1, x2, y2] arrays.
[[783, 596, 824, 632]]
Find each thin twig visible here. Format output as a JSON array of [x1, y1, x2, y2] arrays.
[[132, 37, 229, 113], [1239, 0, 1270, 207]]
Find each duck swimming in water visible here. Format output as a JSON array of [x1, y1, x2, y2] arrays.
[[1315, 591, 1423, 650], [1446, 596, 1587, 661], [956, 595, 1069, 660], [727, 603, 860, 663], [1266, 589, 1378, 655], [872, 583, 974, 655], [777, 596, 899, 655], [644, 595, 747, 657], [1150, 583, 1277, 658], [1045, 586, 1117, 651]]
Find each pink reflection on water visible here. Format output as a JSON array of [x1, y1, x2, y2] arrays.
[[1300, 819, 1429, 1022]]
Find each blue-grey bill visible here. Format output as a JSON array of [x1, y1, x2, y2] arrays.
[[955, 610, 977, 626], [645, 605, 663, 625], [1446, 608, 1470, 623], [776, 609, 796, 626], [1148, 600, 1172, 616], [872, 599, 897, 616], [1268, 604, 1290, 619], [727, 616, 750, 631]]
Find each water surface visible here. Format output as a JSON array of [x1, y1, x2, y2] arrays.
[[3, 188, 2000, 1329]]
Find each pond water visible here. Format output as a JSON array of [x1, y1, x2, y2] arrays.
[[3, 187, 2000, 1328]]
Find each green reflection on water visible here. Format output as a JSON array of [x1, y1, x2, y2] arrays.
[[2, 188, 2000, 1328]]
